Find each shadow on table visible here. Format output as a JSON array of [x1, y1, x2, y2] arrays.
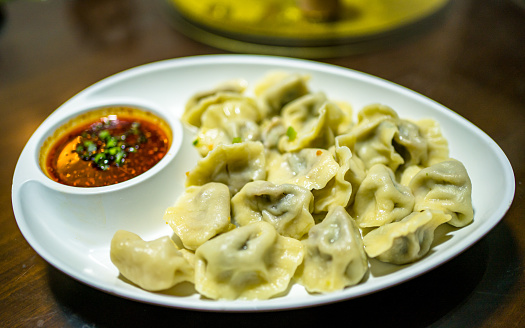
[[47, 221, 518, 328]]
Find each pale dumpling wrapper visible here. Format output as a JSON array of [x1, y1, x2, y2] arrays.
[[311, 144, 354, 213], [183, 79, 247, 127], [194, 123, 260, 157], [394, 119, 429, 168], [266, 148, 339, 191], [354, 119, 405, 171], [110, 230, 194, 291], [231, 181, 315, 239], [254, 71, 310, 117], [397, 164, 424, 186], [194, 96, 262, 156], [278, 93, 344, 152], [353, 164, 415, 228], [185, 79, 246, 109], [164, 182, 233, 250], [409, 159, 473, 227], [356, 103, 399, 124], [260, 116, 287, 149], [334, 100, 354, 135], [415, 118, 449, 166], [347, 105, 436, 172], [334, 134, 367, 205], [338, 105, 404, 172], [194, 221, 304, 300], [349, 103, 399, 143], [362, 210, 451, 265], [298, 206, 368, 293], [185, 141, 266, 195]]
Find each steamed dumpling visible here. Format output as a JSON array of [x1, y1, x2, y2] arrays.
[[164, 182, 233, 250], [397, 164, 424, 186], [311, 144, 354, 213], [334, 100, 354, 135], [394, 119, 429, 168], [338, 105, 405, 172], [278, 93, 344, 152], [353, 164, 415, 228], [193, 95, 262, 156], [110, 230, 194, 291], [362, 210, 451, 265], [195, 120, 261, 157], [260, 116, 287, 149], [231, 181, 314, 239], [254, 71, 310, 117], [409, 159, 473, 227], [186, 141, 266, 195], [182, 79, 247, 127], [194, 221, 304, 300], [298, 206, 368, 293], [334, 134, 368, 206], [266, 148, 339, 191], [415, 118, 449, 166], [344, 105, 436, 172], [356, 103, 399, 124], [355, 119, 403, 171]]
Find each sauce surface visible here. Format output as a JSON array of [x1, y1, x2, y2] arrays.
[[41, 107, 171, 187]]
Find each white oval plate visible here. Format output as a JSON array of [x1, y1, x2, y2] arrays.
[[12, 55, 515, 312]]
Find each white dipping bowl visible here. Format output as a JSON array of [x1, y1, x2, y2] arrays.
[[14, 97, 188, 250]]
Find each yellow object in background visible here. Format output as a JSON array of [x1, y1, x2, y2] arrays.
[[165, 0, 450, 57]]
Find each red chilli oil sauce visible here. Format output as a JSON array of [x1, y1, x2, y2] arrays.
[[40, 106, 172, 187]]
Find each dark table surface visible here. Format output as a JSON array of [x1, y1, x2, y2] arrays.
[[1, 0, 524, 327]]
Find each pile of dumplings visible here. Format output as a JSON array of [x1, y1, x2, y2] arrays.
[[110, 71, 474, 301]]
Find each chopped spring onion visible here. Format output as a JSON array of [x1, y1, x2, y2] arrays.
[[286, 126, 297, 141]]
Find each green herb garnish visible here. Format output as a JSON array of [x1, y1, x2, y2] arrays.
[[286, 126, 297, 141], [74, 120, 147, 171], [232, 137, 242, 144]]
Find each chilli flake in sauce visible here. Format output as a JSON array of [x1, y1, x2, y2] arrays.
[[42, 107, 171, 187]]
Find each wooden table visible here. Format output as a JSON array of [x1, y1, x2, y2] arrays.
[[1, 0, 523, 327]]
